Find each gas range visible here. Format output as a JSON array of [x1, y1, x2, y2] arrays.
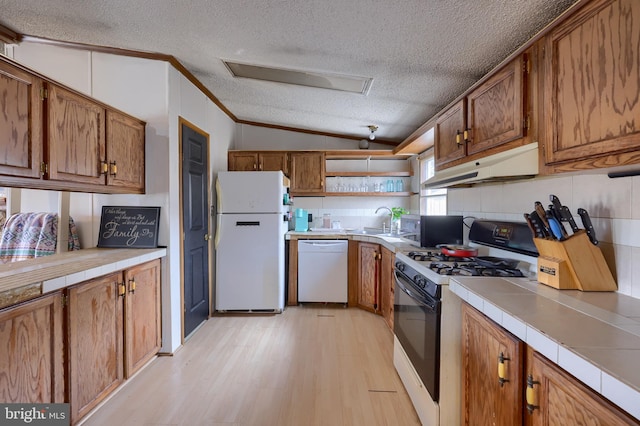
[[392, 219, 538, 421], [395, 219, 539, 291], [404, 250, 525, 278]]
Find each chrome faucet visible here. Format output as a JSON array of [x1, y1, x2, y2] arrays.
[[375, 206, 393, 233]]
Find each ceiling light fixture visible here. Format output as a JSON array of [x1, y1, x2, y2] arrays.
[[368, 125, 378, 140], [359, 125, 378, 149]]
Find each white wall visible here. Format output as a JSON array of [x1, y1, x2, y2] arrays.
[[449, 172, 640, 299]]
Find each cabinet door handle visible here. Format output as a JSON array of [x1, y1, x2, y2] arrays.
[[118, 282, 126, 297], [456, 130, 463, 145], [100, 161, 109, 175], [109, 161, 118, 177], [463, 128, 471, 142], [497, 351, 510, 386], [526, 374, 540, 414], [128, 278, 136, 294]]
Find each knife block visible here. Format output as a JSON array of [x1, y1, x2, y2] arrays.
[[533, 230, 617, 291]]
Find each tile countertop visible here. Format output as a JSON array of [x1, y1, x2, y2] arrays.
[[0, 247, 167, 308], [449, 276, 640, 420], [286, 230, 419, 253]]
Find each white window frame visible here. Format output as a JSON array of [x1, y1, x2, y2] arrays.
[[419, 151, 447, 215]]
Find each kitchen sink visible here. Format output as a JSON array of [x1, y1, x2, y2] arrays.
[[350, 227, 411, 238]]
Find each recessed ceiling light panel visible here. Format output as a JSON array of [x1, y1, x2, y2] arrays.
[[223, 60, 373, 95]]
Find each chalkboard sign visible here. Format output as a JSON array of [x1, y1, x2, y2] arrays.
[[97, 206, 161, 248]]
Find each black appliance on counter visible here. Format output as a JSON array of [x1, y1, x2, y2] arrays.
[[393, 219, 537, 403], [420, 215, 463, 248]]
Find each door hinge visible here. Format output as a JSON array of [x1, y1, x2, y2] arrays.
[[523, 115, 531, 131], [40, 87, 48, 100], [40, 162, 48, 177], [61, 294, 68, 307]]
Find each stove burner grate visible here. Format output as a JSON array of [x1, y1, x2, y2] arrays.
[[428, 261, 525, 277], [407, 251, 473, 263]]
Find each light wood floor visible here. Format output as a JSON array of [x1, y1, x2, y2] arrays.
[[81, 305, 421, 426]]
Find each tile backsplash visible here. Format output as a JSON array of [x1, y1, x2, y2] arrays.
[[448, 172, 640, 299], [291, 195, 413, 230]]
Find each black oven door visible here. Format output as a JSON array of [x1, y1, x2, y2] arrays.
[[393, 269, 441, 402]]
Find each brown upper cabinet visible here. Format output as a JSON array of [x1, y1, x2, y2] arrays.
[[0, 60, 43, 179], [227, 150, 326, 195], [105, 110, 146, 191], [435, 99, 467, 167], [0, 57, 146, 194], [542, 0, 640, 172], [289, 151, 325, 194], [435, 52, 533, 170], [47, 83, 106, 186], [228, 151, 289, 175]]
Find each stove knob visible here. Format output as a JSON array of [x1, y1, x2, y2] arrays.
[[396, 262, 405, 272]]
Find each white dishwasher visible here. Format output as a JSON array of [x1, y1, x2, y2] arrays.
[[297, 240, 348, 303]]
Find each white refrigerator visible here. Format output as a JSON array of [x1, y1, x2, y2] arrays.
[[215, 171, 290, 312]]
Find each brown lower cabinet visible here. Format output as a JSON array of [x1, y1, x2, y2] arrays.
[[347, 241, 394, 328], [68, 259, 161, 423], [462, 302, 639, 425], [0, 292, 65, 403], [0, 259, 161, 424], [462, 302, 524, 425], [380, 246, 394, 330], [356, 242, 380, 313], [123, 260, 162, 378], [526, 349, 638, 426], [68, 272, 124, 422]]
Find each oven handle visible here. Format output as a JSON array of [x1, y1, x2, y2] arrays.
[[394, 270, 438, 312]]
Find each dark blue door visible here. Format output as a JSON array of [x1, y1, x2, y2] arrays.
[[181, 120, 210, 338]]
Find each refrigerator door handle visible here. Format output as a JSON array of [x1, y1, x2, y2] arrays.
[[215, 178, 222, 215], [214, 214, 222, 248]]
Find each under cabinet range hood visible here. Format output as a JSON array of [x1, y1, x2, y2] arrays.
[[422, 142, 539, 189]]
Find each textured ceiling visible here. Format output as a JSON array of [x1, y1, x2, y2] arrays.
[[0, 0, 578, 143]]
